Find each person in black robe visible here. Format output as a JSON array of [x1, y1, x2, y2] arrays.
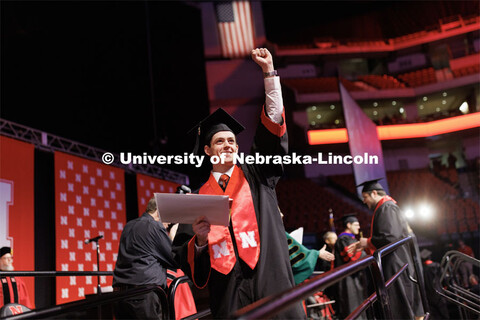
[[334, 215, 368, 319], [420, 249, 450, 319], [113, 197, 178, 320], [172, 48, 306, 319], [354, 179, 425, 320]]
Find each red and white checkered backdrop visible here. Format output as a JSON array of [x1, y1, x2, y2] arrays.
[[0, 136, 35, 306], [54, 152, 126, 304], [136, 173, 179, 216]]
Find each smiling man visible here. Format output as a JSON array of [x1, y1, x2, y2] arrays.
[[173, 48, 306, 319]]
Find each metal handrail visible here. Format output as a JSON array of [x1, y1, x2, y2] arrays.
[[1, 285, 169, 320], [437, 250, 480, 317], [0, 271, 113, 277], [346, 263, 409, 320], [233, 255, 376, 319], [168, 275, 211, 320], [234, 235, 430, 320]]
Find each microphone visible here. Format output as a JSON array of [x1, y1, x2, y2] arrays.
[[85, 235, 104, 244], [176, 185, 191, 194]]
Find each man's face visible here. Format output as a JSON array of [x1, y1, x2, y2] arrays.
[[0, 253, 14, 271], [347, 221, 361, 235], [204, 131, 238, 165], [362, 191, 379, 210], [325, 234, 337, 248]]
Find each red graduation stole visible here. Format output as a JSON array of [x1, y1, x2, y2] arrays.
[[199, 166, 260, 275], [366, 195, 397, 254]]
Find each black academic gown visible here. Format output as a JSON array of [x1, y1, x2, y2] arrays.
[[173, 111, 306, 319], [334, 233, 368, 319], [422, 261, 449, 319], [369, 200, 424, 319]]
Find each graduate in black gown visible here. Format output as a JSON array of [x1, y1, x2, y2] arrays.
[[172, 48, 306, 319], [334, 215, 368, 319], [354, 179, 425, 320]]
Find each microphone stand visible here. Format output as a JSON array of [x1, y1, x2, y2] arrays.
[[93, 239, 102, 295], [91, 239, 102, 320]]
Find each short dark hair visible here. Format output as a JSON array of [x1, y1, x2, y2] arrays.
[[146, 197, 157, 214], [367, 190, 386, 197]]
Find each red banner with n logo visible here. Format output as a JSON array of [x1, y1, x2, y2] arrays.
[[136, 174, 178, 216], [0, 136, 35, 307], [54, 152, 126, 304]]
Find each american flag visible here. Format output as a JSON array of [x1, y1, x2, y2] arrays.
[[215, 1, 255, 58]]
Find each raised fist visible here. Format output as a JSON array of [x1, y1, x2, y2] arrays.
[[251, 48, 274, 73]]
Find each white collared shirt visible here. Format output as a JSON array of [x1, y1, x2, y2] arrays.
[[212, 165, 235, 184], [264, 76, 283, 124]]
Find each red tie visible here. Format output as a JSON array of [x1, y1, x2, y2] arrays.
[[218, 174, 230, 191]]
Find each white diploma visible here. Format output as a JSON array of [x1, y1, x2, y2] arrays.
[[154, 193, 230, 226]]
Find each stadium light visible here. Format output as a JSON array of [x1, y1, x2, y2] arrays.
[[404, 208, 414, 220], [419, 204, 433, 220], [459, 101, 469, 114]]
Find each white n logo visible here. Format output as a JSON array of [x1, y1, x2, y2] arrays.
[[239, 231, 258, 248], [212, 241, 230, 259]]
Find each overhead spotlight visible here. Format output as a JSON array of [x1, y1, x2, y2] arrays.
[[419, 105, 424, 109], [373, 102, 378, 107], [399, 107, 405, 114], [459, 101, 469, 114], [423, 96, 428, 101], [442, 92, 447, 97], [442, 100, 447, 105], [334, 119, 340, 125], [316, 114, 322, 119], [311, 121, 316, 126], [373, 110, 378, 116], [405, 209, 414, 220], [436, 107, 441, 112], [311, 106, 317, 111], [330, 105, 335, 110], [392, 101, 397, 106]]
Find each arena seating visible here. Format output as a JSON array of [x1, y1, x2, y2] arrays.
[[398, 67, 437, 87], [281, 77, 364, 94], [276, 179, 371, 235], [452, 64, 480, 78], [357, 74, 406, 89]]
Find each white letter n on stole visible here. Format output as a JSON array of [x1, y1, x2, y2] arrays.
[[212, 241, 230, 259], [239, 231, 257, 248]]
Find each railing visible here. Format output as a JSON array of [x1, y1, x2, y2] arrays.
[[1, 285, 168, 320], [167, 275, 211, 320], [437, 250, 480, 319], [0, 271, 211, 320], [233, 235, 430, 320], [0, 271, 113, 277]]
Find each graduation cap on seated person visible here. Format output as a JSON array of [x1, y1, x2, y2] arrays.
[[0, 247, 11, 258], [339, 213, 359, 228], [357, 178, 385, 193], [189, 108, 245, 155]]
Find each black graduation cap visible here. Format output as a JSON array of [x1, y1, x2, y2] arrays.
[[0, 247, 11, 258], [357, 178, 385, 193], [188, 108, 245, 154], [339, 214, 359, 228]]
